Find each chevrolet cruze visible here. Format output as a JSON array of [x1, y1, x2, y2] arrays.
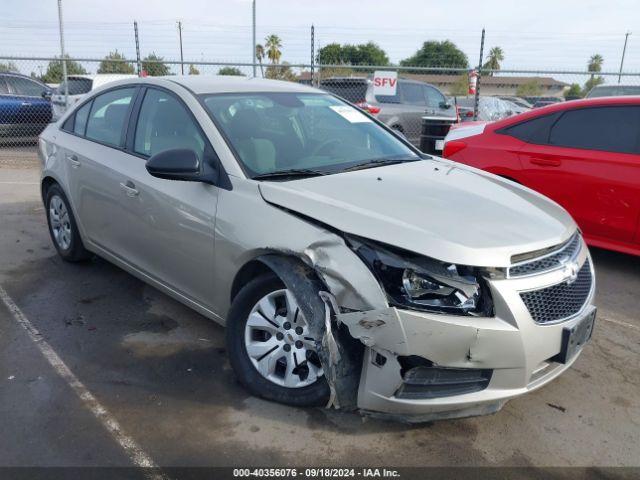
[[38, 76, 596, 421]]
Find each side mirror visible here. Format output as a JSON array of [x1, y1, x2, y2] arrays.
[[440, 101, 452, 109], [146, 148, 201, 182], [42, 90, 52, 100]]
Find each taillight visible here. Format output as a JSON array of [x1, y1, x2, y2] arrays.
[[355, 101, 381, 115], [442, 140, 467, 158], [464, 110, 474, 117]]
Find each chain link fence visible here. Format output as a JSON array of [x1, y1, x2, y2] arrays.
[[2, 19, 640, 157]]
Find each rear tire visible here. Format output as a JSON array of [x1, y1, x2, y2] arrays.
[[226, 274, 330, 407], [45, 183, 91, 262]]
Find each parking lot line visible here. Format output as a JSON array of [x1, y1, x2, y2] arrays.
[[0, 284, 165, 477]]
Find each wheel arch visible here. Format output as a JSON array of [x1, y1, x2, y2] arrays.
[[229, 252, 363, 410]]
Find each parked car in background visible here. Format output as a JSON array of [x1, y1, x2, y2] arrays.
[[443, 96, 640, 256], [522, 96, 563, 105], [452, 96, 516, 122], [39, 75, 594, 421], [586, 84, 640, 98], [532, 100, 556, 109], [320, 77, 455, 146], [496, 96, 533, 109], [51, 74, 137, 120], [0, 72, 52, 143]]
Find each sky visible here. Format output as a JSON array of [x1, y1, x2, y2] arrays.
[[1, 0, 639, 80]]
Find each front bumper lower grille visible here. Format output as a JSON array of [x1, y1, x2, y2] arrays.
[[520, 260, 593, 324], [395, 366, 493, 399]]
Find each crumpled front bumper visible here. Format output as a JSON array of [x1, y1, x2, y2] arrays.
[[336, 247, 595, 421]]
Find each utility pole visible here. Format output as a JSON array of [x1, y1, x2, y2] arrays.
[[310, 24, 315, 86], [177, 21, 184, 75], [618, 32, 631, 84], [473, 28, 485, 121], [57, 0, 68, 108], [252, 0, 257, 77], [134, 21, 141, 76]]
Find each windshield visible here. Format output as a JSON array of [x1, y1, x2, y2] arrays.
[[57, 77, 92, 95], [201, 92, 419, 178], [587, 85, 640, 98]]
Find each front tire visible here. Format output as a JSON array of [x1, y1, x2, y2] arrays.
[[45, 183, 91, 262], [226, 274, 330, 407]]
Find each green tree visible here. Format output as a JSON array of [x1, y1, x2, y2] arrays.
[[588, 54, 604, 73], [98, 50, 135, 74], [483, 46, 504, 74], [188, 64, 200, 75], [564, 83, 583, 99], [449, 73, 470, 96], [400, 40, 469, 70], [516, 79, 542, 97], [0, 61, 19, 73], [41, 56, 87, 83], [265, 34, 282, 64], [317, 42, 389, 66], [583, 76, 605, 96], [583, 54, 604, 96], [265, 62, 297, 82], [218, 66, 245, 76], [141, 53, 170, 76], [255, 44, 265, 76]]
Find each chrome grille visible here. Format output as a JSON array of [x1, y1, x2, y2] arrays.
[[509, 234, 582, 277], [520, 260, 593, 324]]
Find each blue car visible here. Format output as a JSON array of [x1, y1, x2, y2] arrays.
[[0, 72, 53, 143]]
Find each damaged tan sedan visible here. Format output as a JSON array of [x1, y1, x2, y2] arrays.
[[38, 76, 596, 421]]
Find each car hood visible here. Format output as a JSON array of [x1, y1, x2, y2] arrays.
[[258, 159, 576, 267]]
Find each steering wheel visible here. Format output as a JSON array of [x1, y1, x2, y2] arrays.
[[310, 138, 342, 157]]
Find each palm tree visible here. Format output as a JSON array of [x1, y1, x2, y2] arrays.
[[255, 44, 265, 76], [585, 54, 605, 96], [483, 46, 504, 75], [588, 54, 604, 73], [265, 34, 282, 65]]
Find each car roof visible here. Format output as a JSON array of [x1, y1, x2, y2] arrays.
[[489, 95, 640, 129], [161, 75, 321, 94], [0, 71, 48, 86]]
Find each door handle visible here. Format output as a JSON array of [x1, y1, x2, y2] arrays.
[[21, 102, 32, 106], [66, 154, 81, 168], [530, 157, 561, 167], [120, 181, 139, 197]]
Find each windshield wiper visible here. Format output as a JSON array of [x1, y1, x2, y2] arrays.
[[252, 168, 328, 180], [340, 156, 421, 173]]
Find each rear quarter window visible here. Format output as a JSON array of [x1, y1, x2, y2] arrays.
[[499, 112, 561, 144]]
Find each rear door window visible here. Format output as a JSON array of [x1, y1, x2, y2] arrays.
[[400, 82, 426, 105], [6, 76, 45, 97], [501, 113, 560, 144], [548, 106, 640, 154], [85, 88, 135, 147]]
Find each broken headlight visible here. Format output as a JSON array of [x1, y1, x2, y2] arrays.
[[347, 236, 493, 316]]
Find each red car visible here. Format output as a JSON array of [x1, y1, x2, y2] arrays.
[[443, 96, 640, 256]]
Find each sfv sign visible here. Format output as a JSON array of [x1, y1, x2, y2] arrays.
[[373, 71, 398, 96]]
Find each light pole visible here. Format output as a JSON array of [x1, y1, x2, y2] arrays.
[[57, 0, 68, 108], [252, 0, 256, 77], [618, 32, 631, 84]]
